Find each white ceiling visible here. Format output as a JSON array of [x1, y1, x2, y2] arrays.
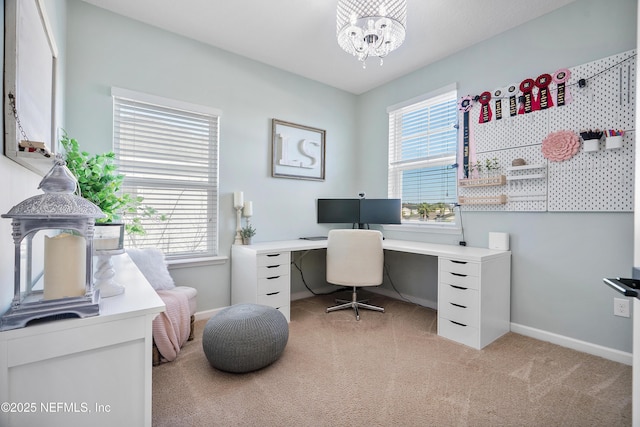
[[80, 0, 576, 95]]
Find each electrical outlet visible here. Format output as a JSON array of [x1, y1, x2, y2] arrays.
[[614, 297, 630, 318]]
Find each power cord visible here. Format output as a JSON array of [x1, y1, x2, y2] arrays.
[[455, 203, 466, 246], [291, 251, 348, 296], [383, 263, 432, 310]]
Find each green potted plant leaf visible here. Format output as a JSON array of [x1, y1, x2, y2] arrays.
[[240, 225, 256, 245], [59, 132, 163, 248]]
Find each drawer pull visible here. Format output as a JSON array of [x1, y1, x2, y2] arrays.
[[266, 253, 281, 258], [449, 320, 467, 327], [450, 302, 467, 309], [266, 265, 280, 269], [450, 272, 468, 277], [266, 276, 281, 280], [266, 292, 280, 296], [450, 285, 468, 290], [450, 260, 467, 265]]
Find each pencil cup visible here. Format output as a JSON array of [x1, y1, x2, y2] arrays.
[[582, 138, 600, 152], [605, 135, 623, 150]]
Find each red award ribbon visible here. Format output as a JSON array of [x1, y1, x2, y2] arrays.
[[518, 79, 535, 114], [534, 73, 554, 110], [493, 88, 503, 120], [507, 84, 518, 117], [552, 68, 572, 106], [478, 91, 492, 124], [458, 96, 473, 178]]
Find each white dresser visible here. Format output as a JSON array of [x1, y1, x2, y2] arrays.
[[437, 255, 511, 349], [0, 254, 165, 427], [231, 246, 292, 321]]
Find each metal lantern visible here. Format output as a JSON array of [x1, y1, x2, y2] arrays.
[[0, 155, 106, 331]]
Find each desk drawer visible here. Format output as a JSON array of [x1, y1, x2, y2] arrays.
[[438, 316, 479, 349], [258, 263, 289, 278], [257, 275, 289, 295], [257, 288, 290, 310], [257, 252, 290, 267], [440, 259, 479, 277], [439, 284, 479, 327], [439, 271, 480, 290]]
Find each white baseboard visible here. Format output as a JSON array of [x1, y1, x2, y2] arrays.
[[511, 322, 632, 366], [195, 299, 630, 365], [291, 286, 438, 311], [369, 287, 437, 311]]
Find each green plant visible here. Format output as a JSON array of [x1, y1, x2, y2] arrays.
[[241, 225, 256, 239], [485, 157, 499, 171], [60, 132, 163, 235]]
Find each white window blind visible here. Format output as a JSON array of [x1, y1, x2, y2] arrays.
[[112, 88, 220, 260], [388, 86, 458, 225]]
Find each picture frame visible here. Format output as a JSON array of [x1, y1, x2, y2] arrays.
[[3, 0, 58, 176], [271, 119, 325, 181]]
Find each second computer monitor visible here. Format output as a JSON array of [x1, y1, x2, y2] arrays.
[[359, 198, 402, 226]]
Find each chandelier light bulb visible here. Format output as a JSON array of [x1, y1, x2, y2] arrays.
[[336, 0, 407, 68]]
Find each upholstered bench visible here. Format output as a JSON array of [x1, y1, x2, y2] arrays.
[[202, 304, 288, 373], [126, 248, 198, 365]]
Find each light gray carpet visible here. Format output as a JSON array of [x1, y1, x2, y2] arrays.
[[152, 294, 632, 426]]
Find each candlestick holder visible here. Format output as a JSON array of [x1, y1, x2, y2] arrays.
[[94, 248, 126, 297], [234, 206, 243, 245]]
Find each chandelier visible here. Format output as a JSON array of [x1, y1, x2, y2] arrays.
[[336, 0, 407, 68]]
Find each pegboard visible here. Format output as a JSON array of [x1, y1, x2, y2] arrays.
[[458, 49, 636, 212]]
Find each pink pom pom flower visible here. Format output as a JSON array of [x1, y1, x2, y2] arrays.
[[541, 130, 579, 162]]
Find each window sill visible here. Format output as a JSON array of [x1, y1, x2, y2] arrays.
[[167, 256, 228, 269], [382, 223, 462, 235]]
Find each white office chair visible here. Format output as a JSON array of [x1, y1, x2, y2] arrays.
[[325, 229, 385, 320]]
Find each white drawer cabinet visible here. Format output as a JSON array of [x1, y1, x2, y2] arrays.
[[0, 254, 164, 427], [232, 246, 291, 321], [437, 253, 511, 349]]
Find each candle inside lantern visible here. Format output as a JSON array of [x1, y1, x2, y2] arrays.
[[243, 201, 253, 217], [43, 233, 86, 300]]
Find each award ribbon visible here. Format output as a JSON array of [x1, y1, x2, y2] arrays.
[[552, 68, 572, 106], [507, 84, 518, 117], [493, 88, 503, 120], [458, 96, 473, 178], [518, 79, 535, 114], [478, 91, 492, 124], [534, 73, 554, 110]]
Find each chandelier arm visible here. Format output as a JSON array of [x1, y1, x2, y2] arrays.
[[336, 0, 407, 67]]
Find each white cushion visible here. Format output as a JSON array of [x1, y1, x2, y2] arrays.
[[126, 248, 176, 291]]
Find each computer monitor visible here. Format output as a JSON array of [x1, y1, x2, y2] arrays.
[[359, 199, 402, 226], [317, 199, 360, 224]]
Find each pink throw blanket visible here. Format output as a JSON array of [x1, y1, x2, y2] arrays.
[[153, 290, 191, 362]]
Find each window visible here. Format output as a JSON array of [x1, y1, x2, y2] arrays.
[[112, 88, 220, 261], [387, 84, 458, 228]]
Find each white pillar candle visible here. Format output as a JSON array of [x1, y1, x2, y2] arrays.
[[243, 201, 253, 217], [233, 191, 244, 208], [43, 233, 86, 300]]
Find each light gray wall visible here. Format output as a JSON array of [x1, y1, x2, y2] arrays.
[[0, 0, 67, 315], [356, 0, 637, 352], [1, 0, 635, 356], [64, 0, 358, 313]]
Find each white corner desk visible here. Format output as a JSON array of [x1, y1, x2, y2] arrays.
[[231, 239, 511, 350]]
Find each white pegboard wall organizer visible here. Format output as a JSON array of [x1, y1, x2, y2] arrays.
[[458, 49, 635, 212]]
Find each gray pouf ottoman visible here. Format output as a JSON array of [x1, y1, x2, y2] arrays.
[[202, 303, 289, 373]]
